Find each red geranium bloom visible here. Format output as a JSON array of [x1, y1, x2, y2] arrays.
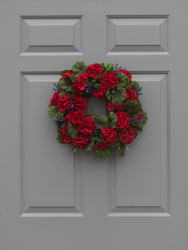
[[116, 111, 130, 132], [94, 141, 108, 151], [107, 100, 126, 112], [126, 87, 138, 101], [101, 71, 119, 89], [61, 125, 72, 144], [72, 135, 90, 150], [84, 63, 103, 79], [101, 126, 117, 146], [74, 96, 88, 111], [77, 116, 95, 137], [73, 80, 86, 91], [92, 84, 107, 99], [50, 92, 59, 106], [119, 127, 136, 144], [57, 94, 73, 113], [71, 110, 84, 125], [61, 71, 75, 79]]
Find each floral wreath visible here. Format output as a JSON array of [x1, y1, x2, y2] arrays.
[[48, 62, 148, 158]]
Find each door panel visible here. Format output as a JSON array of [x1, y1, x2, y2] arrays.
[[1, 1, 188, 249]]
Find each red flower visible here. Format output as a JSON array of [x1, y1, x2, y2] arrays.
[[50, 92, 59, 106], [78, 74, 88, 82], [84, 63, 103, 79], [57, 94, 73, 113], [61, 71, 75, 79], [107, 100, 126, 112], [126, 87, 138, 101], [74, 96, 88, 111], [101, 126, 117, 146], [72, 135, 90, 150], [71, 110, 84, 125], [119, 127, 136, 144], [92, 84, 107, 99], [64, 110, 74, 123], [77, 116, 95, 137], [107, 102, 115, 111], [101, 71, 119, 89], [61, 125, 72, 144], [117, 69, 132, 83], [116, 111, 130, 132], [95, 142, 108, 150]]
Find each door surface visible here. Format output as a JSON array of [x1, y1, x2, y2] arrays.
[[1, 0, 188, 249]]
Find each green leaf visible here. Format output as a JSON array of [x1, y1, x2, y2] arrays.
[[72, 61, 87, 77], [57, 78, 74, 92], [85, 138, 95, 152], [48, 105, 64, 120], [56, 134, 65, 144], [84, 108, 97, 120], [118, 142, 125, 158], [60, 69, 70, 76], [95, 148, 111, 157], [129, 80, 140, 91], [97, 115, 109, 130], [71, 147, 80, 153], [124, 100, 142, 117], [112, 89, 126, 105], [130, 122, 143, 131], [55, 121, 61, 133], [111, 141, 119, 147], [142, 111, 148, 124], [67, 122, 78, 138], [100, 62, 107, 73], [106, 88, 113, 102], [116, 72, 128, 90], [105, 63, 114, 73], [68, 75, 77, 83], [108, 112, 117, 128]]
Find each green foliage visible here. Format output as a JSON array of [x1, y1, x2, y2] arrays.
[[106, 88, 113, 102], [113, 89, 126, 105], [84, 108, 97, 120], [56, 134, 65, 144], [130, 122, 143, 131], [108, 112, 117, 128], [111, 141, 120, 147], [124, 100, 142, 117], [68, 75, 77, 82], [71, 147, 80, 153], [116, 72, 128, 90], [68, 122, 78, 138], [57, 78, 74, 92], [129, 80, 140, 91], [142, 111, 148, 124], [72, 61, 87, 77], [95, 148, 111, 157], [100, 62, 107, 73], [92, 135, 104, 143], [105, 63, 114, 73], [97, 115, 109, 130], [85, 137, 95, 152], [55, 121, 61, 133], [118, 142, 125, 158], [48, 105, 64, 120]]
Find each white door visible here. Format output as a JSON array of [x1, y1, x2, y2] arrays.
[[1, 0, 188, 249]]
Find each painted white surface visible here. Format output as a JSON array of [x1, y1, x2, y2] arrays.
[[0, 0, 188, 249]]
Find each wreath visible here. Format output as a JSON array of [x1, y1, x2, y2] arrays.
[[48, 62, 148, 158]]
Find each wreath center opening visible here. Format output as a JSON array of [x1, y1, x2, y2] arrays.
[[87, 95, 107, 118]]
